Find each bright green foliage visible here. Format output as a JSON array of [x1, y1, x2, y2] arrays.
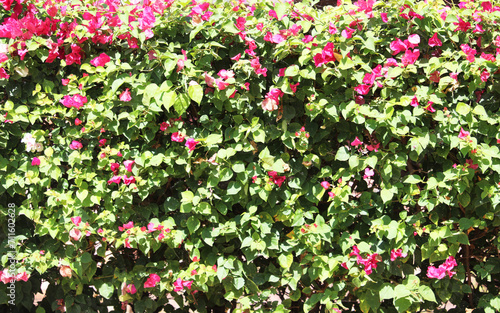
[[0, 0, 500, 312]]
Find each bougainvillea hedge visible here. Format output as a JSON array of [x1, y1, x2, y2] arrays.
[[1, 0, 500, 312]]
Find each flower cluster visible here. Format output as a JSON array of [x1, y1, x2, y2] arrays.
[[427, 256, 457, 279], [21, 133, 43, 152]]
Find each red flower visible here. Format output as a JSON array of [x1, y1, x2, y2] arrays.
[[354, 84, 370, 95], [430, 71, 440, 83], [268, 171, 286, 187], [480, 69, 490, 82], [185, 138, 199, 151]]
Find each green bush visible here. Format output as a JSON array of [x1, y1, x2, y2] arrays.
[[1, 0, 500, 312]]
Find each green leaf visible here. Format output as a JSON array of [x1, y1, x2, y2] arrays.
[[278, 254, 293, 269], [76, 190, 88, 202], [174, 93, 190, 115], [186, 216, 200, 234], [381, 188, 394, 203], [99, 282, 114, 299], [379, 284, 394, 300], [188, 84, 203, 104], [456, 102, 470, 116], [284, 65, 299, 77], [419, 285, 437, 303], [335, 147, 350, 161]]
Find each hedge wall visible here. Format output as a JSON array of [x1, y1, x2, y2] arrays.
[[1, 0, 500, 312]]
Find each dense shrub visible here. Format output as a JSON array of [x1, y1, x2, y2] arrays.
[[1, 0, 500, 312]]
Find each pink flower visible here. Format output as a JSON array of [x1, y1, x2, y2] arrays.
[[123, 175, 136, 185], [15, 272, 29, 282], [144, 273, 161, 288], [107, 175, 122, 185], [366, 143, 380, 152], [90, 53, 111, 67], [185, 138, 199, 151], [171, 132, 185, 142], [119, 88, 132, 102], [408, 34, 420, 46], [427, 266, 446, 279], [71, 216, 81, 226], [123, 160, 135, 172], [109, 163, 120, 173], [425, 102, 436, 113], [75, 118, 82, 125], [60, 94, 88, 110], [32, 157, 40, 166], [256, 23, 263, 31], [341, 27, 355, 39], [62, 78, 70, 86], [354, 84, 371, 95], [125, 284, 136, 294], [320, 181, 330, 189], [70, 140, 83, 150], [458, 128, 470, 139], [231, 53, 241, 61], [363, 167, 374, 179], [401, 49, 420, 66], [480, 69, 490, 82], [428, 33, 442, 47], [290, 82, 300, 93], [381, 12, 388, 22], [351, 137, 363, 146], [235, 17, 246, 31], [99, 139, 107, 147], [328, 192, 336, 198], [191, 270, 197, 276], [173, 278, 193, 292], [69, 228, 82, 241], [411, 96, 419, 107], [390, 249, 407, 261]]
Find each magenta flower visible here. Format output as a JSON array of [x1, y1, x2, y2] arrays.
[[410, 96, 419, 107], [351, 137, 363, 146], [466, 159, 478, 169], [124, 284, 136, 294], [185, 138, 199, 152], [60, 94, 88, 110], [171, 132, 185, 142], [119, 88, 132, 102], [99, 139, 107, 147], [32, 157, 40, 166], [427, 256, 457, 279], [110, 163, 120, 172], [235, 17, 246, 31], [268, 171, 286, 187], [107, 175, 122, 185], [428, 33, 442, 47], [160, 122, 169, 131], [341, 27, 355, 39], [425, 102, 436, 113], [458, 128, 470, 139], [70, 140, 83, 150], [144, 273, 161, 288], [320, 181, 330, 190], [71, 216, 81, 226], [381, 12, 388, 23], [354, 84, 370, 95], [173, 278, 193, 292], [123, 175, 136, 185], [123, 160, 135, 172], [90, 53, 111, 67], [480, 69, 490, 82], [390, 249, 407, 261]]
